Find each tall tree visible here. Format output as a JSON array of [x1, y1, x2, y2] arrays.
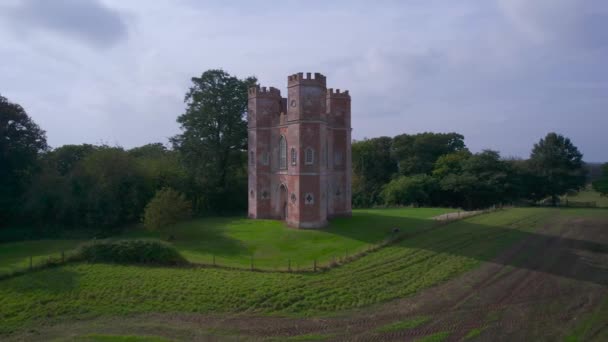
[[592, 163, 608, 196], [352, 137, 397, 207], [392, 132, 467, 176], [171, 70, 256, 213], [0, 94, 48, 224], [529, 132, 586, 205]]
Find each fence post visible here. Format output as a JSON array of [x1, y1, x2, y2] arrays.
[[288, 259, 291, 272], [313, 259, 317, 272], [250, 256, 254, 271]]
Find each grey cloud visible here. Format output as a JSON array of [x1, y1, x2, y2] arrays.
[[3, 0, 127, 48]]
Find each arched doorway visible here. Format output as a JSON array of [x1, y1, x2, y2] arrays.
[[279, 184, 288, 220]]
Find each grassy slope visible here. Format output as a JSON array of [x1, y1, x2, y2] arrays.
[[0, 240, 83, 276], [120, 207, 451, 269], [0, 208, 450, 276], [0, 208, 560, 334]]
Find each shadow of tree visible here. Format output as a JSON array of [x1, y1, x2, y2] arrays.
[[1, 268, 80, 294], [326, 210, 608, 287]]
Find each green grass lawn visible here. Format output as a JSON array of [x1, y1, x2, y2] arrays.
[[0, 207, 573, 334], [119, 207, 452, 270], [0, 240, 83, 277], [0, 207, 450, 276], [562, 188, 608, 207]]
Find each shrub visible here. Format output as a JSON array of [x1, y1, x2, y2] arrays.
[[143, 187, 192, 240], [75, 239, 187, 265]]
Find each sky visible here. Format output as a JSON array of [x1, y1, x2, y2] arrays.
[[1, 0, 607, 161]]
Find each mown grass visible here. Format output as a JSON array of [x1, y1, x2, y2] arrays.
[[120, 207, 451, 269], [0, 240, 83, 277], [0, 208, 561, 334], [375, 316, 430, 332], [0, 208, 450, 276]]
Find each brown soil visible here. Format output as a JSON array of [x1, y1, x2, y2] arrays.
[[9, 215, 608, 341]]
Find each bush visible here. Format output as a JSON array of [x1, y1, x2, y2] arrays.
[[381, 174, 438, 206], [143, 187, 192, 239], [75, 239, 187, 265]]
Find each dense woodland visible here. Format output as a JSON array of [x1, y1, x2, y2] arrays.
[[1, 70, 604, 239]]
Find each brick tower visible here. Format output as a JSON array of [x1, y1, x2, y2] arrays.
[[248, 72, 351, 228]]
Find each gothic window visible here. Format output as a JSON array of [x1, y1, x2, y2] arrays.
[[305, 193, 314, 205], [290, 193, 297, 203], [335, 151, 343, 166], [262, 151, 269, 166], [250, 189, 254, 198], [279, 135, 287, 170], [261, 190, 269, 199], [250, 151, 255, 165], [291, 148, 297, 166], [305, 147, 315, 165]]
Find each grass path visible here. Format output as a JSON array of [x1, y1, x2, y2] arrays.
[[0, 208, 559, 335]]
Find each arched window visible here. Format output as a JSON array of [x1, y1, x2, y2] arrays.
[[291, 148, 297, 166], [335, 150, 343, 166], [279, 136, 287, 170], [305, 147, 315, 165]]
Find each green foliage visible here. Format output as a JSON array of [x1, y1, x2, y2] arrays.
[[592, 163, 608, 196], [438, 150, 517, 209], [171, 69, 256, 214], [381, 174, 439, 206], [392, 132, 467, 176], [0, 208, 555, 334], [75, 239, 187, 265], [0, 94, 48, 225], [352, 137, 397, 207], [529, 132, 586, 205], [143, 188, 192, 239]]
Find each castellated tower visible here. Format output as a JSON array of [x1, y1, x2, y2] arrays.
[[248, 72, 352, 228]]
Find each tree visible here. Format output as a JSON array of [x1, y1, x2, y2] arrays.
[[352, 137, 397, 207], [381, 174, 438, 207], [392, 132, 467, 176], [143, 188, 192, 240], [529, 133, 586, 205], [0, 94, 48, 224], [171, 70, 256, 213], [592, 163, 608, 196], [436, 150, 516, 209]]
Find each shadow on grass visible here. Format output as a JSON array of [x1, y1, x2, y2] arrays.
[[326, 209, 608, 287], [2, 267, 79, 293]]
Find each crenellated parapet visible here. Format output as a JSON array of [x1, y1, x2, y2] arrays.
[[248, 86, 282, 98], [288, 72, 327, 88], [327, 88, 350, 98]]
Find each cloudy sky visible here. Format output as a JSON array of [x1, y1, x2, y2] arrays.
[[1, 0, 607, 161]]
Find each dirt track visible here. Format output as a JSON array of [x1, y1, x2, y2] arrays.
[[10, 214, 608, 341]]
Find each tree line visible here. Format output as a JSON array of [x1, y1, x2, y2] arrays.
[[0, 69, 603, 238], [352, 132, 591, 209]]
